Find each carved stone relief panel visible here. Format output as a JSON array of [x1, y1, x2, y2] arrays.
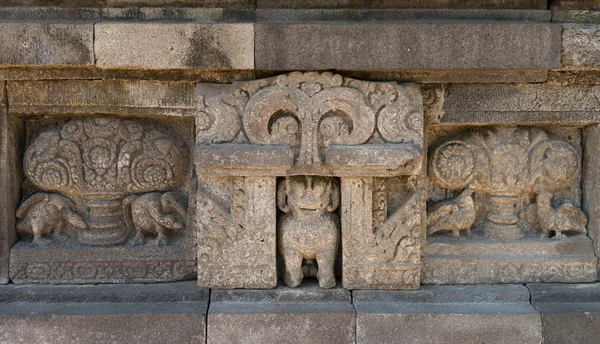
[[195, 72, 424, 289], [423, 126, 598, 284], [10, 116, 196, 284]]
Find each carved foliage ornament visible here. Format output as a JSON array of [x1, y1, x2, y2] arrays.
[[197, 72, 423, 169]]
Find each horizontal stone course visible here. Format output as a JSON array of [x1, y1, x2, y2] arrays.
[[255, 22, 560, 70]]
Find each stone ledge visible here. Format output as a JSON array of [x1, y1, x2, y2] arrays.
[[7, 80, 197, 116], [354, 285, 542, 344], [528, 284, 600, 344], [428, 83, 600, 125], [208, 281, 356, 344]]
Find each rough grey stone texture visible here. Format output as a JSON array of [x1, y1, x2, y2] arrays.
[[8, 80, 197, 116], [0, 7, 100, 21], [562, 24, 600, 69], [422, 236, 598, 284], [529, 283, 600, 344], [107, 0, 253, 5], [355, 285, 542, 344], [100, 7, 254, 22], [428, 84, 600, 125], [553, 9, 600, 23], [257, 8, 551, 22], [0, 23, 93, 66], [95, 23, 254, 70], [255, 22, 560, 70], [256, 0, 546, 9], [0, 83, 22, 284], [583, 125, 600, 267], [208, 281, 355, 344], [0, 282, 208, 344]]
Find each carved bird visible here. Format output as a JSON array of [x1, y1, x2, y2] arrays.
[[427, 188, 476, 238], [536, 190, 587, 239]]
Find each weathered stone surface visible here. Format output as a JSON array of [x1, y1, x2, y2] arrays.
[[562, 24, 600, 69], [196, 72, 425, 290], [583, 125, 600, 270], [429, 126, 584, 240], [95, 23, 254, 70], [8, 80, 197, 116], [422, 236, 598, 284], [355, 285, 542, 344], [428, 84, 600, 125], [0, 82, 22, 284], [0, 7, 100, 21], [255, 23, 560, 70], [553, 9, 600, 23], [0, 282, 207, 344], [257, 0, 546, 9], [257, 8, 551, 21], [198, 176, 278, 289], [551, 0, 600, 10], [107, 0, 253, 5], [0, 23, 93, 66], [9, 115, 196, 284], [529, 283, 600, 344], [208, 282, 355, 344]]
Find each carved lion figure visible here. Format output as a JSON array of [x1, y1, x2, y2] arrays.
[[277, 176, 340, 288], [16, 193, 87, 245], [123, 191, 187, 247]]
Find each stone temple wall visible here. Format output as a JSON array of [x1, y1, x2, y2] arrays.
[[2, 1, 600, 343]]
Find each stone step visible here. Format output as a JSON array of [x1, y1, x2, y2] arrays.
[[1, 282, 599, 343]]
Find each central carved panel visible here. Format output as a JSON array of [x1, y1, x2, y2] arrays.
[[195, 72, 425, 290]]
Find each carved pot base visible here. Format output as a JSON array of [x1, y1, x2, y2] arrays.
[[78, 228, 130, 247], [483, 222, 524, 241]]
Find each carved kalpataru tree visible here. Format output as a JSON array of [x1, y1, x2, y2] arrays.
[[23, 117, 188, 246], [196, 72, 424, 289], [429, 126, 581, 240]]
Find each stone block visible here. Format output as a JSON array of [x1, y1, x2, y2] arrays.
[[0, 82, 22, 284], [0, 7, 100, 21], [256, 0, 546, 9], [529, 283, 600, 344], [8, 80, 197, 116], [95, 23, 254, 70], [428, 84, 600, 125], [107, 0, 253, 5], [354, 285, 542, 344], [208, 281, 356, 344], [255, 22, 560, 70], [0, 282, 208, 344], [341, 69, 549, 84], [562, 24, 600, 69], [0, 23, 93, 66]]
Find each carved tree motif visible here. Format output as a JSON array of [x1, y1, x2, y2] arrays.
[[197, 72, 423, 171], [24, 117, 188, 246], [429, 126, 580, 240]]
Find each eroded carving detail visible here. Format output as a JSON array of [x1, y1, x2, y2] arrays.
[[277, 176, 340, 288], [429, 126, 582, 240], [123, 191, 188, 247], [22, 117, 189, 246], [197, 72, 423, 172], [427, 188, 476, 238], [16, 193, 87, 245]]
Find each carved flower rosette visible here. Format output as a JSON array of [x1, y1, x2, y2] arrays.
[[24, 117, 188, 245]]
